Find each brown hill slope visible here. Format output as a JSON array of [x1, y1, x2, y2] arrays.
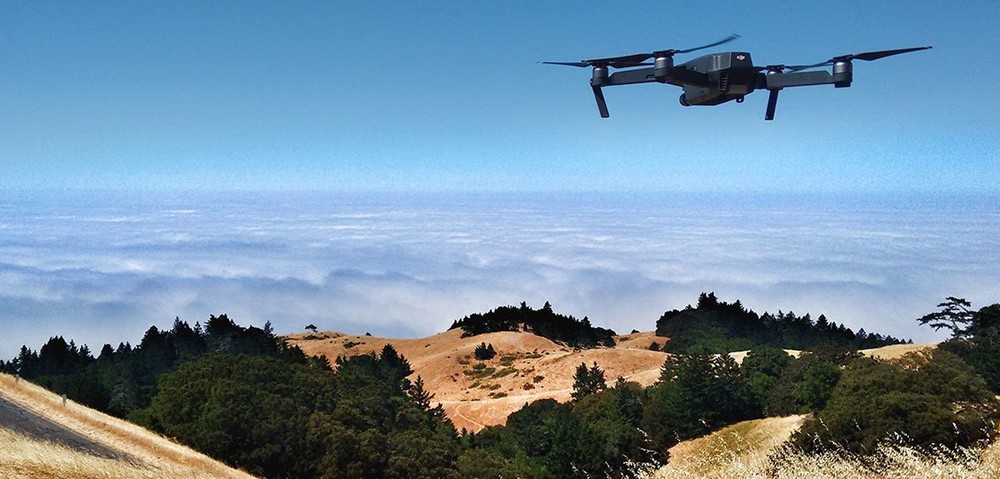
[[286, 329, 668, 431], [0, 373, 256, 479], [287, 330, 934, 432]]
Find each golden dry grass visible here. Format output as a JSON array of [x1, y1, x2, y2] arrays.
[[0, 427, 223, 479], [653, 416, 1000, 479], [861, 342, 937, 360], [0, 373, 256, 479]]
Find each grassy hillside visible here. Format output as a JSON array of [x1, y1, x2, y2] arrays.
[[285, 328, 667, 431], [0, 373, 256, 479], [656, 415, 1000, 479]]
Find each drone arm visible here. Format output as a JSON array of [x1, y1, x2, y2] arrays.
[[760, 68, 851, 89], [758, 66, 852, 120], [604, 67, 656, 86], [603, 67, 710, 87]]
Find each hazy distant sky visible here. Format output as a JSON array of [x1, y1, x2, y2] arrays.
[[1, 1, 997, 193]]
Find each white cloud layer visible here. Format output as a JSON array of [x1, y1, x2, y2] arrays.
[[1, 191, 997, 358]]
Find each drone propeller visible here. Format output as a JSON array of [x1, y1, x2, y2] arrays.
[[541, 34, 741, 69], [783, 45, 932, 72]]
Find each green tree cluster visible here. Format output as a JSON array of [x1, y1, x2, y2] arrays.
[[656, 292, 906, 354], [1, 315, 306, 418], [468, 379, 660, 479], [449, 301, 616, 348], [141, 346, 460, 479], [925, 298, 1000, 392], [793, 350, 1000, 454]]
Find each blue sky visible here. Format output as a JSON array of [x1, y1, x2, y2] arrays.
[[2, 2, 999, 357], [2, 1, 998, 193]]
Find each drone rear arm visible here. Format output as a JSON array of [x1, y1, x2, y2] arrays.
[[758, 63, 852, 120], [590, 67, 710, 117]]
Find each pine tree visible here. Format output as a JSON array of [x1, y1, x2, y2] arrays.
[[571, 362, 607, 400]]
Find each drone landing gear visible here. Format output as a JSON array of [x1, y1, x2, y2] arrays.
[[765, 89, 780, 121], [592, 86, 610, 118]]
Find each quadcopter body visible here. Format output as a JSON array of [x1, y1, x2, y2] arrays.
[[543, 36, 930, 120]]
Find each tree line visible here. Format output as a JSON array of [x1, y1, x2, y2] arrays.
[[656, 292, 908, 353]]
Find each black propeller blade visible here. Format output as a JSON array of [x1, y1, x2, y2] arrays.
[[672, 33, 742, 54], [541, 34, 741, 69], [784, 45, 932, 72], [539, 61, 592, 68]]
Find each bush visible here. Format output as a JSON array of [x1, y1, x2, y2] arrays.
[[793, 350, 1000, 454], [473, 342, 496, 361]]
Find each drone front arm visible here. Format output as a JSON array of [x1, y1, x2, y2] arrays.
[[761, 69, 850, 89]]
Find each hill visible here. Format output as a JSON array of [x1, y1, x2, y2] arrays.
[[656, 414, 1000, 478], [0, 373, 256, 479], [285, 329, 666, 431]]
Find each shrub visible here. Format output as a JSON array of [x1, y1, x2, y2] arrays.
[[473, 342, 496, 361]]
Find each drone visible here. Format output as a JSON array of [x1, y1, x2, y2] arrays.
[[542, 35, 931, 120]]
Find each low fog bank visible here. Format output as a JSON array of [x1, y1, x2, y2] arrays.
[[1, 191, 996, 358]]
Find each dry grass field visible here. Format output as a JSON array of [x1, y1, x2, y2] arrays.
[[286, 328, 670, 431], [0, 373, 256, 479], [655, 414, 1000, 479]]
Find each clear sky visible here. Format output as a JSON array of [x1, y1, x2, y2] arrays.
[[2, 1, 998, 194]]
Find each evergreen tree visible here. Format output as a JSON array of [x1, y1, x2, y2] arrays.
[[571, 362, 607, 401]]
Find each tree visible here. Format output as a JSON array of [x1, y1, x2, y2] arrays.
[[571, 362, 607, 401], [926, 299, 1000, 393], [741, 346, 791, 414], [408, 376, 439, 415], [917, 297, 975, 338], [644, 352, 753, 450], [794, 360, 841, 412]]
